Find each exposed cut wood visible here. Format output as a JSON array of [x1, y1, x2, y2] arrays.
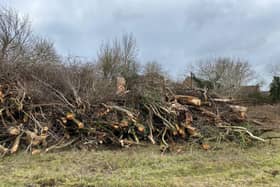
[[229, 105, 248, 119], [175, 95, 201, 106], [7, 126, 20, 136], [0, 78, 268, 156], [31, 149, 41, 155], [229, 105, 248, 112], [202, 143, 210, 150], [186, 125, 199, 137], [25, 130, 47, 146], [66, 112, 75, 120], [116, 76, 126, 95], [10, 134, 22, 154], [213, 98, 234, 103]]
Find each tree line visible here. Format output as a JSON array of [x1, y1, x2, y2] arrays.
[[0, 7, 279, 102]]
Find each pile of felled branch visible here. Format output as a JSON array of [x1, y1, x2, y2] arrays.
[[0, 77, 267, 156]]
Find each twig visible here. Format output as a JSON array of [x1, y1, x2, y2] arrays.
[[45, 138, 78, 153], [102, 103, 135, 120], [31, 75, 75, 109], [220, 125, 266, 142]]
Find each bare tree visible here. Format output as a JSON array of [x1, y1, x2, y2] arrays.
[[120, 33, 139, 79], [193, 57, 254, 96], [97, 33, 139, 80], [143, 61, 164, 76], [97, 40, 122, 80], [0, 7, 31, 63], [29, 37, 60, 64]]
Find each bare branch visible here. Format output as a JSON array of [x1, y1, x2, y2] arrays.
[[0, 7, 31, 63]]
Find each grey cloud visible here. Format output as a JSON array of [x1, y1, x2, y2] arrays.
[[1, 0, 280, 81]]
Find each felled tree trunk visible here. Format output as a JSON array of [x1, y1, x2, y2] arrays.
[[213, 98, 234, 103], [229, 105, 248, 119], [116, 76, 126, 95], [175, 95, 201, 106]]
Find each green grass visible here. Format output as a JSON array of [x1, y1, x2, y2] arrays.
[[0, 140, 280, 187]]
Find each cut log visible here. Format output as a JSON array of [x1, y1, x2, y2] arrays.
[[120, 119, 129, 127], [229, 105, 248, 119], [116, 76, 126, 95], [25, 130, 47, 146], [175, 95, 201, 106], [229, 105, 248, 112], [31, 149, 41, 155], [213, 98, 234, 103], [7, 127, 20, 136], [66, 112, 75, 120], [202, 143, 210, 150], [0, 90, 4, 103], [72, 119, 84, 129], [65, 113, 84, 129], [170, 102, 187, 112], [10, 134, 21, 154], [197, 108, 220, 119], [186, 125, 199, 137], [185, 112, 193, 126]]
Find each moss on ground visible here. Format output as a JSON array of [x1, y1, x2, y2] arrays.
[[0, 140, 280, 187]]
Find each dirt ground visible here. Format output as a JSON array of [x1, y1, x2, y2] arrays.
[[248, 104, 280, 130]]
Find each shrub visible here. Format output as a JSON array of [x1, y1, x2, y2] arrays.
[[270, 76, 280, 101]]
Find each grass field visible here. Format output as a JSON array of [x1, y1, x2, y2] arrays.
[[0, 139, 280, 187]]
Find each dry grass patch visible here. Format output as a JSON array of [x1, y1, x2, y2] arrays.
[[0, 140, 280, 187]]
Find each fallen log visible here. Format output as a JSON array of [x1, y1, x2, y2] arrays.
[[196, 107, 220, 120], [10, 134, 22, 154], [212, 98, 234, 103], [175, 95, 201, 106]]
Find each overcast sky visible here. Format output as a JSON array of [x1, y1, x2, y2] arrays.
[[1, 0, 280, 85]]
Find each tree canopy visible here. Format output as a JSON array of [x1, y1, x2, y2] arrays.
[[270, 76, 280, 101]]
